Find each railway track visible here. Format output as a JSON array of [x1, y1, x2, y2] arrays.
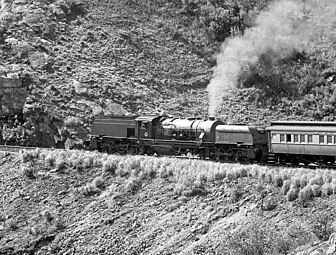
[[0, 145, 39, 154]]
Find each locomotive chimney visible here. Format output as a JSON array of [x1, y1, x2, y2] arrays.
[[208, 116, 215, 121]]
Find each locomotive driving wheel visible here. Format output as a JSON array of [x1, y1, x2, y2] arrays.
[[209, 148, 217, 160]]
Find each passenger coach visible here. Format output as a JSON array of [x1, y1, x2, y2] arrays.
[[266, 121, 336, 165]]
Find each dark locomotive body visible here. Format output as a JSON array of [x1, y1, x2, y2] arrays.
[[88, 114, 268, 163]]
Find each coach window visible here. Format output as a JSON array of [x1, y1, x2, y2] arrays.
[[319, 135, 325, 144], [280, 134, 285, 142], [308, 135, 313, 143], [327, 135, 332, 144], [300, 135, 305, 143], [334, 135, 336, 144], [286, 134, 292, 142], [294, 134, 298, 143]]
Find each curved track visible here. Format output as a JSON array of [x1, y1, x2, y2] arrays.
[[0, 145, 38, 154]]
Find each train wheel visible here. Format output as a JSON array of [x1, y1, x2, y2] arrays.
[[199, 149, 206, 160], [217, 148, 225, 162], [209, 148, 217, 161], [291, 158, 299, 166], [128, 146, 136, 155]]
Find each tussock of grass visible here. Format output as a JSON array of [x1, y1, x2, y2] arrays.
[[17, 149, 336, 201], [287, 188, 299, 201], [321, 183, 333, 197], [291, 177, 301, 190], [21, 164, 35, 179], [309, 175, 324, 186], [283, 180, 291, 195], [299, 185, 313, 203], [300, 175, 308, 188], [311, 184, 322, 197], [274, 174, 283, 187]]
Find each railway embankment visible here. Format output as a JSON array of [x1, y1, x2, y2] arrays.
[[0, 149, 336, 254]]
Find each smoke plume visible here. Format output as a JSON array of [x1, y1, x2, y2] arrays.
[[207, 0, 336, 116]]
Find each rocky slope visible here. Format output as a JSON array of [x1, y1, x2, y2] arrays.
[[1, 150, 336, 254], [0, 0, 213, 147]]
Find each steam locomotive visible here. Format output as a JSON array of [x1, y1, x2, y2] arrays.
[[88, 115, 336, 165]]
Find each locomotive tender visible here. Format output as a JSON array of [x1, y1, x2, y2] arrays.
[[88, 115, 336, 165]]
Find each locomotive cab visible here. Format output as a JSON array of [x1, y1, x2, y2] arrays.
[[135, 115, 165, 139]]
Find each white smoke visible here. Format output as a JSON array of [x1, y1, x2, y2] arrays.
[[207, 0, 336, 116]]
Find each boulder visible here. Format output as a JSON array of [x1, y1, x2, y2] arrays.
[[28, 52, 50, 69], [12, 41, 35, 58]]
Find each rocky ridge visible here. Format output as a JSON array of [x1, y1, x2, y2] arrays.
[[0, 0, 212, 147]]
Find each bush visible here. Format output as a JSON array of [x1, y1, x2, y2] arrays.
[[311, 184, 322, 197], [291, 177, 301, 189], [102, 159, 118, 174], [309, 175, 324, 186], [299, 185, 313, 203], [287, 188, 299, 201], [274, 174, 283, 187], [224, 217, 314, 255], [79, 183, 100, 196], [300, 175, 308, 188], [92, 176, 104, 188], [322, 183, 333, 197], [22, 165, 35, 179], [283, 180, 291, 195], [226, 219, 271, 255], [125, 176, 142, 193], [230, 187, 243, 203], [310, 209, 335, 241]]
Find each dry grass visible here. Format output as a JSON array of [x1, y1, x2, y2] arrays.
[[299, 185, 313, 202], [17, 149, 336, 201]]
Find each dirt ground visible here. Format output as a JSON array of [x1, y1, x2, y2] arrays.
[[1, 151, 336, 255]]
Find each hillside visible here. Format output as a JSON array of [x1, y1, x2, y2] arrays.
[[0, 0, 216, 147], [1, 149, 336, 254], [1, 0, 335, 146]]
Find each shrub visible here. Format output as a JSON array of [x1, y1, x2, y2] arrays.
[[272, 224, 315, 254], [22, 165, 35, 179], [287, 188, 299, 201], [310, 209, 335, 241], [79, 183, 100, 196], [311, 184, 322, 197], [331, 181, 336, 194], [230, 187, 243, 203], [299, 185, 313, 203], [158, 164, 173, 179], [283, 180, 291, 195], [291, 177, 301, 189], [28, 225, 41, 236], [6, 218, 18, 230], [92, 176, 104, 188], [173, 182, 185, 196], [225, 218, 271, 255], [45, 153, 56, 167], [263, 197, 277, 211], [321, 183, 333, 196], [274, 174, 283, 187], [238, 166, 248, 178], [300, 175, 308, 188], [309, 175, 324, 186], [102, 159, 118, 174], [55, 159, 67, 172]]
